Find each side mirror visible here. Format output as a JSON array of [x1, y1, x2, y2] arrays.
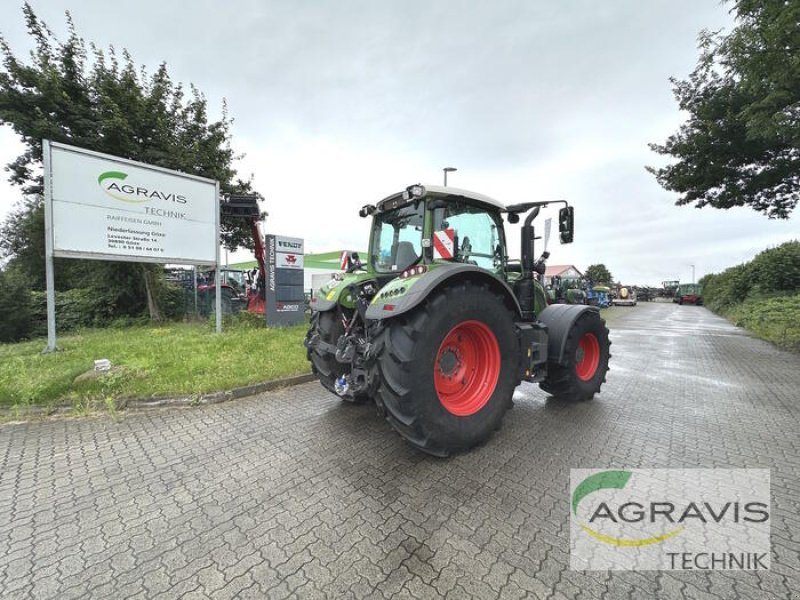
[[559, 206, 574, 244]]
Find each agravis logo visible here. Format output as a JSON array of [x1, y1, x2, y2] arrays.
[[572, 470, 684, 547], [570, 469, 771, 571], [98, 171, 187, 205]]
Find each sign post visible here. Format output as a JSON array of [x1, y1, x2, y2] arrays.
[[42, 140, 220, 351], [43, 140, 57, 352], [265, 235, 305, 326]]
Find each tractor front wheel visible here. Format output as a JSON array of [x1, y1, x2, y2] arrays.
[[306, 309, 369, 404], [374, 282, 517, 456], [539, 310, 610, 401]]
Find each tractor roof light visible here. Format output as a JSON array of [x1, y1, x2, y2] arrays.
[[400, 265, 427, 279], [403, 184, 426, 200]]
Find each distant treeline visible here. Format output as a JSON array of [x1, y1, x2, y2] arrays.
[[699, 241, 799, 350]]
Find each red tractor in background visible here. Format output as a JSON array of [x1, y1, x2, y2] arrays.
[[197, 194, 267, 315]]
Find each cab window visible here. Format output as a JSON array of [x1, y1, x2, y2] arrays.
[[433, 203, 504, 271]]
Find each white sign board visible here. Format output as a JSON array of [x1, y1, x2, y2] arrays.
[[47, 141, 218, 265], [276, 236, 304, 254], [277, 252, 304, 269]]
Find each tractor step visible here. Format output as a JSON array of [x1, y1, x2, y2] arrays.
[[516, 322, 548, 382]]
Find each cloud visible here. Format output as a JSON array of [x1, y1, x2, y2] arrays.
[[0, 0, 795, 284]]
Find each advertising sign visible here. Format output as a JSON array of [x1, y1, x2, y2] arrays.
[[42, 140, 222, 351], [277, 252, 304, 269], [48, 141, 218, 264], [265, 234, 305, 326]]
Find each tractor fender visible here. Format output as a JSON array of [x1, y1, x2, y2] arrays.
[[310, 295, 337, 311], [365, 263, 522, 320], [538, 304, 601, 365]]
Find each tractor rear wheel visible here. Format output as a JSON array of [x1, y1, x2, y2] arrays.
[[539, 310, 610, 401], [374, 282, 517, 456], [306, 309, 369, 404]]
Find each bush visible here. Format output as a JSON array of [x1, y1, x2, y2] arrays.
[[701, 263, 752, 313], [727, 296, 800, 350], [0, 269, 32, 342], [701, 240, 800, 350], [29, 287, 121, 337], [748, 241, 800, 296]]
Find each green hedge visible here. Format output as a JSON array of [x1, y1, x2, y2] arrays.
[[700, 240, 799, 350], [0, 270, 33, 343], [727, 296, 800, 350]]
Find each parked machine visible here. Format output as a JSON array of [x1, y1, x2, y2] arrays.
[[210, 194, 267, 315], [548, 275, 587, 305], [305, 184, 612, 456], [584, 283, 611, 308], [196, 268, 249, 315], [675, 283, 704, 305], [612, 286, 637, 307]]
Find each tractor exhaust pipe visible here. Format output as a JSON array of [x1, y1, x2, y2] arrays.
[[520, 206, 540, 279]]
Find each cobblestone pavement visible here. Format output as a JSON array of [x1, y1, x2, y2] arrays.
[[1, 302, 799, 599]]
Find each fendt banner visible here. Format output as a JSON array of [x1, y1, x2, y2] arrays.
[[265, 235, 305, 326], [48, 141, 218, 264]]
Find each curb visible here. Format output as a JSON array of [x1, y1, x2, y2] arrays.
[[1, 372, 316, 421]]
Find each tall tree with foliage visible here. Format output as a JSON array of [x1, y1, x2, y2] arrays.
[[648, 0, 799, 219], [584, 264, 613, 285], [0, 4, 261, 319]]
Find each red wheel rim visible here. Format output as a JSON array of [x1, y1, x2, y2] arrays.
[[575, 333, 600, 381], [434, 320, 501, 416]]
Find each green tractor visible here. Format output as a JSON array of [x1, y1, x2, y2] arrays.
[[305, 184, 611, 456]]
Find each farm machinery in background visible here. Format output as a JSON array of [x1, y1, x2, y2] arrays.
[[192, 194, 267, 315], [546, 275, 587, 305], [661, 280, 680, 299], [305, 184, 611, 456], [612, 285, 637, 306], [584, 283, 611, 308], [674, 283, 704, 305]]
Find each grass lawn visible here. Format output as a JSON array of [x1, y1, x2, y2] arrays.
[[0, 304, 632, 413], [0, 321, 309, 411]]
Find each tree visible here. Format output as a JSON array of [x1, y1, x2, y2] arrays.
[[0, 267, 32, 342], [647, 0, 799, 219], [584, 264, 613, 285], [0, 5, 261, 319]]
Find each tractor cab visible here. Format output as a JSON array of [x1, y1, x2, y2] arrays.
[[365, 185, 508, 276], [357, 183, 572, 281]]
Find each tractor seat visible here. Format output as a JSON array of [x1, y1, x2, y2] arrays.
[[394, 241, 418, 271]]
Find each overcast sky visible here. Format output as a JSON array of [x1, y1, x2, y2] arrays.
[[0, 1, 796, 285]]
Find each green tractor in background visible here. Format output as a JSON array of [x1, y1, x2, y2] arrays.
[[547, 275, 587, 305], [305, 184, 611, 456]]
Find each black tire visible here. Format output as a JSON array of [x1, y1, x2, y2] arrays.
[[306, 309, 369, 404], [373, 282, 517, 457], [221, 288, 234, 314], [539, 310, 610, 401]]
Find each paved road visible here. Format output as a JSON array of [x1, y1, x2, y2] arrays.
[[1, 303, 798, 599]]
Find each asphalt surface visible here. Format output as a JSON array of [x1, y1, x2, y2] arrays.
[[1, 302, 799, 599]]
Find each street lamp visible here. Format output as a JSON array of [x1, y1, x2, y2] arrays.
[[443, 167, 457, 186]]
